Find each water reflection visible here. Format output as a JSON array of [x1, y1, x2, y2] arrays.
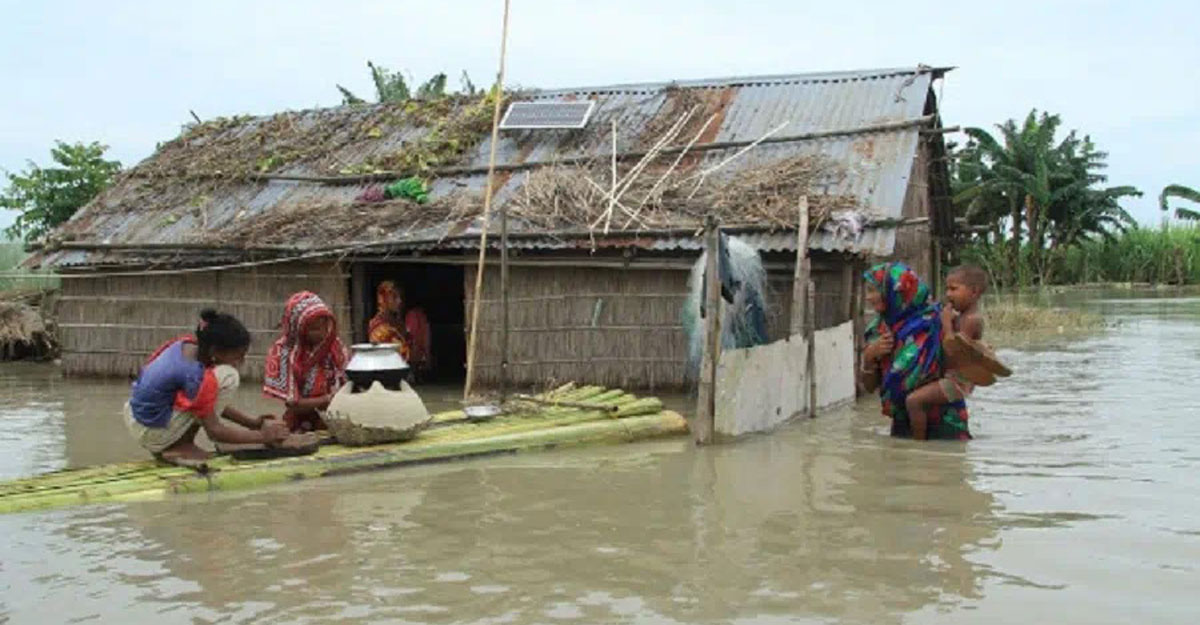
[[13, 407, 1002, 625]]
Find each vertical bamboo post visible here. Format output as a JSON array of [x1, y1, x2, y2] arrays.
[[350, 264, 366, 343], [841, 260, 854, 323], [499, 150, 511, 402], [463, 0, 512, 401], [790, 196, 810, 335], [790, 196, 815, 415], [694, 215, 721, 445], [851, 257, 866, 397], [806, 276, 817, 418]]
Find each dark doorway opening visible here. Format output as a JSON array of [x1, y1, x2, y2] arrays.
[[352, 262, 466, 384]]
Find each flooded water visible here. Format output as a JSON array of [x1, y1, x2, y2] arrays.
[[2, 292, 1198, 624]]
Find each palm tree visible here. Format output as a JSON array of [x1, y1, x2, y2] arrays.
[[955, 111, 1060, 284], [1160, 184, 1200, 222], [953, 110, 1139, 285]]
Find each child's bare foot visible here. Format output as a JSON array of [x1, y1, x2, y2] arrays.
[[159, 441, 212, 467]]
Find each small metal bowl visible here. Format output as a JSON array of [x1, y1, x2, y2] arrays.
[[463, 404, 502, 422]]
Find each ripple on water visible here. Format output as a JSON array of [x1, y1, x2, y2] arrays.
[[2, 298, 1200, 624]]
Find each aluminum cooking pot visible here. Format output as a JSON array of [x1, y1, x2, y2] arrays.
[[345, 343, 411, 391]]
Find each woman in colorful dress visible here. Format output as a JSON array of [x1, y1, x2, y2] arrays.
[[368, 281, 410, 360], [263, 291, 348, 432], [367, 281, 433, 377], [857, 262, 971, 440]]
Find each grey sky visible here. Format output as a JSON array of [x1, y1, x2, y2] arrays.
[[2, 0, 1196, 231]]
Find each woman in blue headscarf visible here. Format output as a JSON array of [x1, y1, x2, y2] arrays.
[[857, 262, 970, 440]]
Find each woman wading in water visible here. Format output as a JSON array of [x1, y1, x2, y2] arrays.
[[858, 262, 972, 440]]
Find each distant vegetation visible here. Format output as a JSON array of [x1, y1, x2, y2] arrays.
[[950, 109, 1141, 288], [1, 141, 121, 243], [1160, 184, 1200, 222], [0, 241, 57, 294], [983, 298, 1105, 347], [948, 109, 1200, 287]]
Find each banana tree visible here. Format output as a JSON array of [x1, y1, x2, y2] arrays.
[[336, 62, 467, 104], [954, 110, 1140, 286], [1160, 185, 1200, 222]]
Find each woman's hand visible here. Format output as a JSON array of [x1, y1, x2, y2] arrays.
[[255, 414, 279, 430], [864, 327, 894, 363], [260, 420, 290, 445]]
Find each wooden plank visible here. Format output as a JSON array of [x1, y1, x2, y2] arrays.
[[694, 216, 721, 445], [790, 196, 810, 335]]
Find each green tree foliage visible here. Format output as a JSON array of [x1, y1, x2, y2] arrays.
[[337, 61, 474, 104], [1, 141, 121, 243], [951, 110, 1140, 286], [1159, 184, 1200, 222]]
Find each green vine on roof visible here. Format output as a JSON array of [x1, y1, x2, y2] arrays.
[[135, 73, 506, 183], [359, 85, 503, 177]]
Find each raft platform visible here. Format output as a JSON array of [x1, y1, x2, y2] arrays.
[[0, 384, 688, 514]]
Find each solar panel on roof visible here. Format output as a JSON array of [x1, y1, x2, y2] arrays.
[[499, 101, 594, 129]]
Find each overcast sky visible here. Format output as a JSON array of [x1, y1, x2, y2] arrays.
[[2, 0, 1197, 231]]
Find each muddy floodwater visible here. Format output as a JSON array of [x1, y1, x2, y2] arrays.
[[2, 292, 1198, 624]]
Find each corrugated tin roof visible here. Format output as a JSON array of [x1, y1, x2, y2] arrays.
[[33, 66, 944, 268]]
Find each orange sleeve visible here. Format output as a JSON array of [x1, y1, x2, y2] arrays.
[[174, 368, 219, 419]]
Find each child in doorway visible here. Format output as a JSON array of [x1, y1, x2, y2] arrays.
[[903, 265, 988, 440], [125, 309, 289, 464], [263, 291, 348, 432]]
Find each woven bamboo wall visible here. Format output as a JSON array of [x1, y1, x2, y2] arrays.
[[765, 263, 856, 338], [467, 256, 854, 391], [466, 265, 689, 390], [58, 262, 350, 380]]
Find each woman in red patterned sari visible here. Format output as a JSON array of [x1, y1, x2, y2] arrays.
[[368, 281, 410, 360], [263, 291, 348, 432]]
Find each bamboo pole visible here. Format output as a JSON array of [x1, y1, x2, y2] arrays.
[[694, 215, 721, 445], [607, 120, 617, 234], [851, 257, 865, 397], [806, 276, 817, 418], [790, 196, 810, 335], [511, 394, 620, 414], [841, 260, 855, 323], [464, 0, 512, 401]]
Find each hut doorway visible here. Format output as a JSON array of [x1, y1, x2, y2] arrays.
[[352, 263, 466, 384]]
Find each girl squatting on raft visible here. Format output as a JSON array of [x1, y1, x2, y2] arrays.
[[125, 310, 289, 464], [857, 263, 989, 441]]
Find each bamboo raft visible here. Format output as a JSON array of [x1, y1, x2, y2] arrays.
[[0, 384, 688, 515]]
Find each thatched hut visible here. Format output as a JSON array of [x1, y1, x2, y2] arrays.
[[25, 66, 955, 390]]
